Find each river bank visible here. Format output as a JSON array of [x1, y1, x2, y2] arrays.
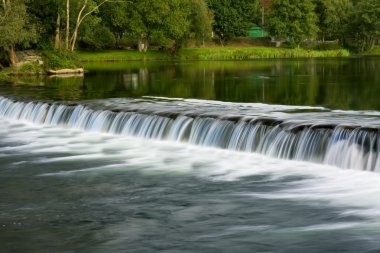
[[2, 45, 380, 83], [362, 45, 380, 56], [78, 46, 350, 62]]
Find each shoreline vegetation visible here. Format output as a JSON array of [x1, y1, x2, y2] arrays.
[[174, 47, 350, 60], [1, 45, 379, 82], [79, 46, 351, 62], [362, 46, 380, 56], [1, 0, 379, 79]]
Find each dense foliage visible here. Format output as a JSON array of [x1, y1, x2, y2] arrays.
[[0, 0, 379, 67], [0, 0, 37, 66], [267, 0, 319, 47], [42, 49, 80, 70], [343, 0, 380, 52], [207, 0, 258, 45]]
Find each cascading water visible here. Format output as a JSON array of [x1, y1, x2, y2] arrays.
[[0, 96, 379, 172], [2, 57, 380, 253]]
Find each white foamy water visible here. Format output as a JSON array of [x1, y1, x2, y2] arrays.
[[1, 96, 380, 172], [2, 117, 380, 219]]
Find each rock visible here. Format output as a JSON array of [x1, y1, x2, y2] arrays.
[[47, 68, 84, 75], [15, 50, 44, 67], [48, 73, 84, 78]]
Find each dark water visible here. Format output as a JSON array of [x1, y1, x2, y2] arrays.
[[1, 58, 380, 253], [1, 57, 380, 110], [1, 120, 380, 253]]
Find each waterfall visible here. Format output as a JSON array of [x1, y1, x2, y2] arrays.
[[1, 96, 379, 172]]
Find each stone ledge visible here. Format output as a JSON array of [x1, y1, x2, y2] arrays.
[[47, 68, 84, 75]]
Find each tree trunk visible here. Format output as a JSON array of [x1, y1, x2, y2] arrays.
[[370, 38, 376, 50], [138, 36, 148, 52], [70, 0, 88, 52], [65, 0, 70, 50], [219, 38, 225, 47], [116, 33, 121, 48], [219, 32, 225, 46], [54, 12, 61, 49], [69, 0, 112, 52], [70, 28, 78, 52], [2, 0, 9, 10], [173, 38, 184, 54], [143, 38, 149, 52], [7, 45, 18, 67], [137, 38, 143, 52]]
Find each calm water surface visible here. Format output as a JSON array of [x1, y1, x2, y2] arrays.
[[0, 57, 379, 109], [1, 58, 380, 253]]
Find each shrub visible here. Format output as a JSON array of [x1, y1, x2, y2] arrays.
[[178, 47, 350, 60], [363, 45, 380, 55], [42, 50, 81, 70], [79, 26, 116, 50], [18, 63, 42, 75]]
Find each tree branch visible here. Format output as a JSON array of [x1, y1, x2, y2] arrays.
[[66, 0, 70, 49], [69, 0, 132, 51], [76, 0, 89, 28], [78, 0, 131, 26], [0, 3, 11, 26]]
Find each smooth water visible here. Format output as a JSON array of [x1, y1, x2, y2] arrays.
[[1, 58, 380, 252], [1, 57, 380, 110], [2, 118, 380, 253]]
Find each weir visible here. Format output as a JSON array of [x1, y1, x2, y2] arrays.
[[0, 96, 379, 172]]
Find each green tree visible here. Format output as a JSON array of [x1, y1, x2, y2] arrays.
[[344, 0, 380, 52], [313, 0, 351, 42], [27, 0, 71, 49], [0, 0, 37, 66], [207, 0, 258, 45], [101, 0, 211, 52], [188, 0, 213, 46], [78, 15, 116, 49], [65, 0, 130, 51], [266, 0, 319, 47], [98, 0, 129, 47], [152, 0, 213, 51], [160, 0, 192, 51], [27, 0, 61, 47], [125, 0, 180, 51]]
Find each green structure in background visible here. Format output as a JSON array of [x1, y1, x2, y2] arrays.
[[248, 26, 269, 38]]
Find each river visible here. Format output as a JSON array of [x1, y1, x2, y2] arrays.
[[1, 57, 380, 252]]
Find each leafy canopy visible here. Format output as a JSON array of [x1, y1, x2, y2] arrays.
[[266, 0, 319, 46], [0, 0, 37, 50]]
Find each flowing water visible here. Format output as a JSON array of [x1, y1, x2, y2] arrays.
[[1, 57, 380, 252]]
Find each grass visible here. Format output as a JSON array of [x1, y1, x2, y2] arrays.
[[78, 50, 171, 62], [362, 45, 380, 55], [177, 46, 350, 60], [17, 63, 43, 75], [77, 47, 350, 62], [0, 63, 42, 78], [0, 69, 10, 81], [42, 50, 81, 70], [0, 46, 355, 81], [0, 64, 44, 84]]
